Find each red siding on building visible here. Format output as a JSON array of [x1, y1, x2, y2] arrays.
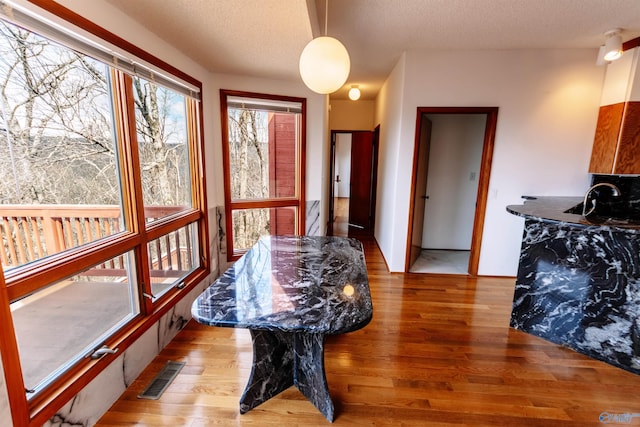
[[268, 113, 296, 235]]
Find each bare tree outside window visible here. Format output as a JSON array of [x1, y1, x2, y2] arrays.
[[0, 22, 117, 206], [133, 77, 192, 217], [228, 107, 270, 249], [0, 21, 195, 269]]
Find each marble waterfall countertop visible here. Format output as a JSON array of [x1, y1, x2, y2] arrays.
[[507, 196, 640, 375], [507, 196, 640, 228]]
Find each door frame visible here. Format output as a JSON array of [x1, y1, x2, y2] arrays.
[[328, 128, 379, 236], [404, 107, 498, 275]]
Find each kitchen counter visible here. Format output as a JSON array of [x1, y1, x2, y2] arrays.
[[507, 196, 640, 375], [507, 196, 640, 228]]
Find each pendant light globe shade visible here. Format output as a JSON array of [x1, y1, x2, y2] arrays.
[[348, 86, 361, 101], [299, 36, 350, 94]]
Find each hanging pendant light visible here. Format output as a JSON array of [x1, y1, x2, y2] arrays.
[[299, 0, 350, 94]]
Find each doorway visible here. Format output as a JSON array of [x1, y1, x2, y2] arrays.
[[328, 128, 379, 237], [406, 107, 498, 275]]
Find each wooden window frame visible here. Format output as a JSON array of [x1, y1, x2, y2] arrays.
[[220, 90, 306, 261], [0, 1, 210, 425]]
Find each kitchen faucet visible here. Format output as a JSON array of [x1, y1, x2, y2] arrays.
[[582, 182, 621, 217]]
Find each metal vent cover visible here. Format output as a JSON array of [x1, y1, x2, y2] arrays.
[[138, 360, 185, 400]]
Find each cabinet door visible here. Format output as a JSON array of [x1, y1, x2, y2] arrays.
[[589, 103, 624, 173], [615, 102, 640, 173], [589, 101, 640, 174]]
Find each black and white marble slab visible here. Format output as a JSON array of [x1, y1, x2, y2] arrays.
[[591, 175, 640, 220], [191, 235, 373, 422], [508, 197, 640, 375]]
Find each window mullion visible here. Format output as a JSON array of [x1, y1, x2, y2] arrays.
[[110, 70, 153, 314], [187, 99, 204, 211], [297, 108, 306, 235], [219, 91, 235, 263], [5, 232, 141, 302], [110, 70, 143, 235], [230, 198, 301, 209], [187, 99, 210, 273]]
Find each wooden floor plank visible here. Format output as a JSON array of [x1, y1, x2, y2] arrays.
[[95, 237, 640, 426]]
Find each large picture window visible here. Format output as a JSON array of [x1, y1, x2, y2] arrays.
[[220, 90, 306, 259], [0, 24, 124, 269], [0, 3, 208, 424]]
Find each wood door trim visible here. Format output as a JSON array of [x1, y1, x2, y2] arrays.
[[327, 132, 336, 235], [405, 114, 427, 272], [405, 107, 499, 275]]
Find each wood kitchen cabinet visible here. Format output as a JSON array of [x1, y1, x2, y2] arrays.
[[589, 101, 640, 174]]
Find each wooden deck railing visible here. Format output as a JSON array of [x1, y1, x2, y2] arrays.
[[0, 205, 193, 275]]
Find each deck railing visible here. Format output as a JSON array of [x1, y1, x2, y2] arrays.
[[0, 205, 193, 275]]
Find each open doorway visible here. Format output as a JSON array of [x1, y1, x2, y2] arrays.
[[332, 133, 352, 236], [328, 128, 379, 237], [406, 107, 498, 275]]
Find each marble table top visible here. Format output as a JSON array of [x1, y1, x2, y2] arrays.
[[192, 235, 373, 334]]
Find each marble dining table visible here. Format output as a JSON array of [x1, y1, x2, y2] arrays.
[[191, 235, 373, 422]]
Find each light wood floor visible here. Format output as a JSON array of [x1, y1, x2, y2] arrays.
[[96, 237, 640, 426]]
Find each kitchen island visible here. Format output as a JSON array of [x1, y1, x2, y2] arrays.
[[507, 196, 640, 375]]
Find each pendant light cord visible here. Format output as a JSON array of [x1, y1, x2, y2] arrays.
[[324, 0, 328, 36]]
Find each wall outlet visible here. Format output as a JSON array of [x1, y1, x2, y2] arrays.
[[469, 172, 477, 181]]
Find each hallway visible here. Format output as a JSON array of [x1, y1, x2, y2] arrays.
[[332, 197, 349, 237]]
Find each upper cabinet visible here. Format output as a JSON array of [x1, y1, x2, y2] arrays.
[[589, 46, 640, 174], [589, 102, 640, 174]]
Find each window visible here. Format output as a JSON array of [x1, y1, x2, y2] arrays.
[[133, 76, 194, 223], [11, 252, 139, 393], [0, 3, 208, 423], [220, 91, 306, 259], [0, 27, 124, 269]]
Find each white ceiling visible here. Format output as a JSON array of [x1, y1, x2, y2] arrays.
[[105, 0, 640, 100]]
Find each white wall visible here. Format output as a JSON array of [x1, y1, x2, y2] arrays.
[[422, 114, 484, 250], [375, 49, 603, 274], [329, 100, 375, 130], [374, 53, 407, 269]]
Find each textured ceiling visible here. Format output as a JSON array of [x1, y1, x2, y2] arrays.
[[105, 0, 640, 100]]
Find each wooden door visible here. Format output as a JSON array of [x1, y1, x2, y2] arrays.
[[409, 116, 432, 267], [348, 131, 374, 232]]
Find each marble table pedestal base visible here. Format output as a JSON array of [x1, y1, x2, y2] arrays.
[[240, 329, 334, 422]]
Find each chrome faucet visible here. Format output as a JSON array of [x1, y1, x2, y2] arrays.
[[582, 182, 621, 217]]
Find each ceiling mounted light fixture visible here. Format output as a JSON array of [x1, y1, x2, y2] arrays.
[[603, 28, 623, 62], [299, 0, 350, 94], [348, 85, 361, 101]]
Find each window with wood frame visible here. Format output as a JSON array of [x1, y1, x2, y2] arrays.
[[220, 90, 306, 260], [0, 1, 208, 424]]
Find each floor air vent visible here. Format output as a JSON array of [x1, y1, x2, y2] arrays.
[[138, 360, 185, 400]]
